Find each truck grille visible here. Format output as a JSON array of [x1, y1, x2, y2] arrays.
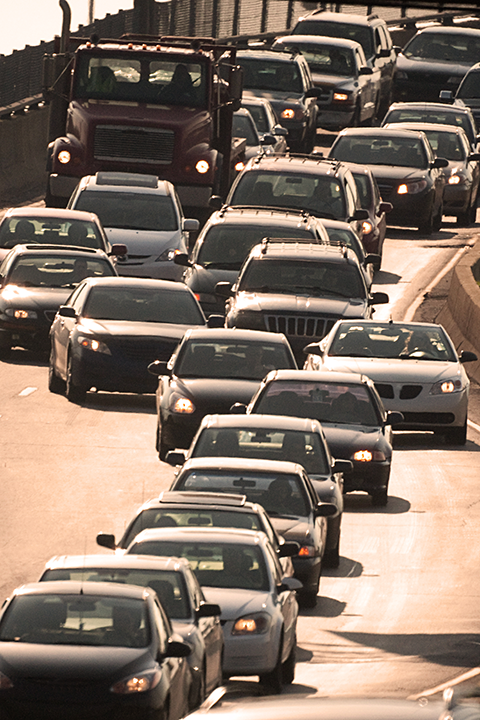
[[94, 125, 174, 165], [265, 315, 336, 338]]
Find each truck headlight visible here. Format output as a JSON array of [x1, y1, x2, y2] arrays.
[[58, 150, 71, 164], [195, 160, 210, 174]]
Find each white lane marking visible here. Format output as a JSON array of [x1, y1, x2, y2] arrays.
[[408, 666, 480, 700], [18, 387, 37, 397], [467, 419, 480, 434], [403, 246, 469, 322]]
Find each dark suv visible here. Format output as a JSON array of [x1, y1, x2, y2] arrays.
[[224, 154, 368, 237], [236, 49, 320, 153], [291, 10, 396, 117], [218, 240, 389, 363]]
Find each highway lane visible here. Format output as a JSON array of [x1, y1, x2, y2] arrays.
[[0, 218, 479, 700]]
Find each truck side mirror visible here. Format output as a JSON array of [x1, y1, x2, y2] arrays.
[[229, 65, 244, 104]]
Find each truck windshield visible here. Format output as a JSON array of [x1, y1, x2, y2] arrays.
[[74, 53, 208, 108]]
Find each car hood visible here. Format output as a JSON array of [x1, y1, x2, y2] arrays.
[[268, 516, 312, 543], [186, 266, 240, 293], [1, 285, 75, 310], [312, 73, 355, 88], [397, 54, 472, 76], [175, 377, 261, 408], [364, 165, 429, 181], [235, 292, 367, 315], [243, 89, 304, 106], [77, 318, 198, 340], [0, 641, 151, 680], [105, 227, 185, 254], [322, 424, 384, 457], [201, 587, 272, 620], [323, 356, 460, 382]]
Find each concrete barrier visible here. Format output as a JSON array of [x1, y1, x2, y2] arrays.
[[0, 107, 48, 208], [437, 242, 480, 383]]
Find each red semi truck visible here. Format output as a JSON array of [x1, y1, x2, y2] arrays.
[[43, 4, 244, 219]]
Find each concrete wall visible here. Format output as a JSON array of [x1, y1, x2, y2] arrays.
[[0, 107, 48, 208], [437, 243, 480, 384]]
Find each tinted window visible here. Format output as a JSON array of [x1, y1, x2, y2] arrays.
[[404, 32, 480, 64], [422, 130, 464, 161], [238, 58, 303, 94], [83, 286, 204, 324], [9, 255, 115, 288], [243, 104, 269, 133], [332, 135, 427, 168], [293, 21, 373, 59], [74, 190, 179, 231], [233, 113, 260, 146], [175, 339, 294, 379], [458, 71, 480, 99], [281, 42, 355, 77], [352, 173, 373, 207], [0, 217, 104, 249]]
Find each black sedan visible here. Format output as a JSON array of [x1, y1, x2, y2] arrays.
[[0, 580, 192, 720], [344, 164, 392, 260], [0, 244, 117, 357], [48, 276, 209, 403], [248, 369, 403, 507], [148, 327, 297, 461], [329, 127, 448, 233], [168, 456, 337, 607]]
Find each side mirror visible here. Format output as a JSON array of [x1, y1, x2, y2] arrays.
[[315, 502, 337, 517], [303, 341, 322, 355], [379, 201, 393, 214], [359, 66, 373, 75], [364, 253, 381, 269], [369, 291, 389, 305], [377, 48, 391, 58], [305, 87, 321, 98], [196, 602, 221, 618], [209, 195, 224, 210], [148, 359, 170, 376], [173, 252, 192, 267], [230, 402, 247, 414], [393, 46, 402, 55], [110, 243, 128, 256], [333, 458, 353, 474], [278, 576, 303, 593], [459, 349, 478, 363], [183, 218, 200, 232], [261, 134, 277, 145], [432, 157, 449, 169], [439, 89, 453, 101], [386, 410, 404, 426], [165, 450, 187, 466], [215, 281, 233, 298], [207, 314, 225, 328], [273, 125, 288, 136], [277, 541, 300, 558], [58, 305, 76, 318], [467, 153, 480, 162], [351, 208, 369, 221], [164, 640, 191, 658], [96, 532, 117, 550]]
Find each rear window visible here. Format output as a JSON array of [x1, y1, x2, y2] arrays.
[[74, 190, 179, 231], [0, 217, 104, 250], [332, 135, 427, 169], [292, 20, 373, 59], [238, 58, 303, 94]]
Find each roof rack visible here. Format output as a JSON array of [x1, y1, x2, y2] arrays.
[[259, 236, 325, 254]]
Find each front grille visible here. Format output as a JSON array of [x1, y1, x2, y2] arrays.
[[111, 337, 178, 363], [317, 89, 333, 104], [94, 125, 175, 165], [377, 183, 394, 199], [265, 315, 336, 338], [400, 385, 422, 399], [375, 383, 394, 399], [401, 412, 455, 424]]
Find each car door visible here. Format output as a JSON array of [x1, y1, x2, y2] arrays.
[[303, 471, 328, 560], [152, 599, 188, 720], [355, 47, 374, 121], [264, 541, 297, 652], [51, 281, 90, 376]]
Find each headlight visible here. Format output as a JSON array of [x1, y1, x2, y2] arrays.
[[195, 160, 210, 174], [58, 150, 71, 164], [156, 248, 176, 262], [110, 668, 161, 694], [235, 161, 246, 172], [333, 92, 350, 102], [232, 612, 271, 635], [448, 173, 466, 185], [397, 179, 428, 195], [362, 220, 373, 235], [5, 308, 37, 319], [77, 336, 111, 355], [169, 392, 195, 414], [430, 378, 464, 395], [0, 671, 13, 689], [281, 108, 295, 120], [353, 450, 387, 462]]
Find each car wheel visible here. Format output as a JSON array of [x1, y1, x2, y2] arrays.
[[299, 582, 319, 608], [0, 335, 11, 359], [48, 353, 65, 395], [371, 489, 388, 507], [66, 353, 87, 404], [281, 637, 296, 685], [260, 637, 283, 694], [323, 543, 340, 569], [352, 103, 361, 127], [457, 199, 477, 227], [432, 202, 443, 232], [445, 421, 467, 446], [189, 665, 206, 710], [157, 424, 172, 462], [418, 210, 434, 235]]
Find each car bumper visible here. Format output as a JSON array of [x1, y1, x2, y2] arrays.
[[316, 108, 356, 129], [443, 184, 471, 215], [0, 319, 51, 350], [161, 413, 202, 450], [383, 191, 434, 227], [377, 389, 469, 430], [115, 260, 184, 281], [73, 348, 167, 394], [221, 620, 281, 676], [343, 461, 391, 494], [291, 555, 322, 592]]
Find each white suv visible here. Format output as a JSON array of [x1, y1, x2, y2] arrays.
[[67, 172, 199, 280]]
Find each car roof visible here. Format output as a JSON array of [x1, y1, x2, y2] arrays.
[[130, 526, 269, 546], [12, 580, 150, 600], [77, 172, 173, 196], [200, 413, 323, 433], [296, 10, 382, 26], [4, 207, 101, 223], [332, 319, 444, 332], [181, 456, 305, 475], [43, 554, 190, 573], [241, 154, 346, 176], [157, 490, 261, 510], [383, 122, 467, 137], [412, 25, 480, 38], [237, 48, 303, 63], [387, 102, 473, 116], [275, 34, 363, 52], [247, 241, 359, 264], [206, 207, 323, 229], [78, 276, 197, 292], [337, 127, 427, 140], [261, 368, 373, 385], [180, 327, 290, 343]]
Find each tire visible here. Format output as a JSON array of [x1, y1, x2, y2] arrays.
[[371, 489, 388, 507], [189, 666, 206, 710], [432, 202, 443, 232], [157, 423, 172, 462], [457, 199, 477, 227], [299, 586, 318, 609], [260, 638, 283, 694], [0, 336, 11, 359], [445, 421, 467, 446], [418, 210, 434, 235], [352, 103, 361, 128], [65, 354, 87, 404], [323, 543, 340, 569], [48, 356, 65, 394], [281, 638, 296, 685]]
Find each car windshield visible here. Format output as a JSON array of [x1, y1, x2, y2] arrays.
[[243, 104, 269, 133], [329, 322, 457, 361], [196, 224, 319, 270], [238, 259, 365, 299], [41, 569, 190, 620], [175, 340, 294, 379], [0, 217, 104, 250], [8, 255, 115, 288], [384, 109, 474, 144], [332, 135, 428, 168], [239, 58, 303, 93], [233, 113, 260, 146], [130, 540, 270, 591], [325, 227, 364, 264], [73, 191, 178, 231], [192, 427, 331, 474], [403, 32, 480, 64], [230, 172, 347, 219], [292, 21, 373, 59], [421, 130, 465, 161], [457, 71, 480, 99], [174, 470, 311, 518], [254, 381, 382, 427], [122, 508, 265, 549], [352, 173, 373, 208], [0, 594, 149, 647], [83, 286, 205, 324], [284, 43, 355, 76], [74, 54, 207, 108]]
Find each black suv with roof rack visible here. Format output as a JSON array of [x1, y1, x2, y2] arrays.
[[291, 10, 396, 117], [223, 153, 368, 237], [216, 240, 389, 363]]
